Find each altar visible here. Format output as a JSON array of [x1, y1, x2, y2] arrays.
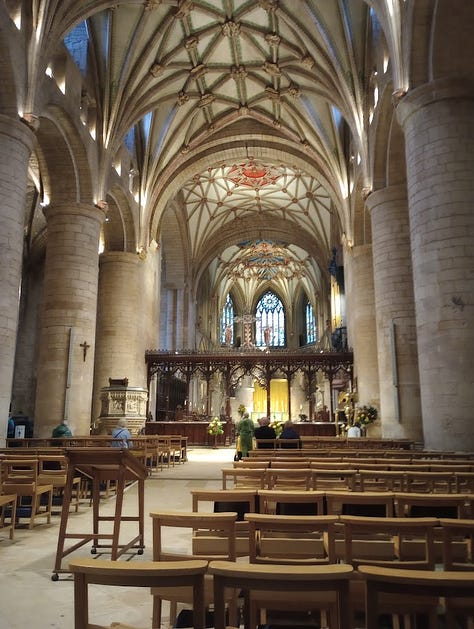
[[145, 421, 233, 446], [145, 419, 335, 444]]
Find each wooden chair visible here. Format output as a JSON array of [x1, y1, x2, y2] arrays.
[[245, 512, 339, 565], [264, 467, 312, 490], [222, 467, 266, 490], [257, 489, 325, 516], [149, 510, 238, 628], [0, 493, 17, 540], [404, 471, 455, 493], [338, 515, 438, 569], [37, 454, 81, 513], [394, 492, 472, 519], [209, 559, 354, 629], [311, 468, 357, 491], [358, 469, 405, 492], [1, 458, 53, 528], [325, 491, 395, 517], [191, 488, 258, 557], [69, 557, 208, 629], [269, 459, 310, 468], [440, 518, 474, 570], [359, 564, 474, 629]]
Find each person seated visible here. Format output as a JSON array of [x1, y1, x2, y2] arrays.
[[111, 418, 133, 448], [279, 420, 301, 448], [254, 416, 276, 447], [347, 422, 361, 438], [52, 419, 73, 439]]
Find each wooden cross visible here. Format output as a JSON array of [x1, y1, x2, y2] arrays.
[[80, 341, 90, 362]]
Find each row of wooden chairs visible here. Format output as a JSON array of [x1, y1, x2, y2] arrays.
[[236, 456, 474, 470], [224, 465, 474, 494], [249, 446, 474, 460], [77, 508, 473, 629], [68, 555, 474, 629], [201, 486, 474, 520]]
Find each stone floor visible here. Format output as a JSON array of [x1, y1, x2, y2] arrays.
[[0, 447, 235, 629]]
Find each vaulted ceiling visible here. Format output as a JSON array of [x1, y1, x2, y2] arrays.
[[23, 0, 400, 305]]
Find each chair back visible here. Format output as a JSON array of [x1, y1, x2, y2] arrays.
[[245, 512, 339, 564], [209, 560, 353, 629], [150, 510, 237, 561], [69, 557, 208, 629]]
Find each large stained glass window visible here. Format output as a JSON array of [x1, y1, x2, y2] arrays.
[[306, 301, 317, 344], [255, 291, 285, 347], [220, 293, 234, 345]]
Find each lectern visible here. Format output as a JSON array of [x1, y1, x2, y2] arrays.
[[52, 448, 147, 580]]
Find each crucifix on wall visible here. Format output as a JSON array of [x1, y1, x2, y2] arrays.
[[234, 313, 260, 348], [80, 341, 90, 362]]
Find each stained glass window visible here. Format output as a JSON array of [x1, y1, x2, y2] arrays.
[[220, 293, 234, 345], [64, 21, 89, 75], [306, 301, 317, 344], [255, 291, 285, 347]]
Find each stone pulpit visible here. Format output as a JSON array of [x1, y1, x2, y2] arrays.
[[97, 378, 148, 435]]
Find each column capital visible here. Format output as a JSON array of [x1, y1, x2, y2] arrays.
[[99, 251, 140, 268], [0, 114, 36, 153], [43, 202, 107, 226], [397, 78, 474, 128], [365, 184, 408, 214]]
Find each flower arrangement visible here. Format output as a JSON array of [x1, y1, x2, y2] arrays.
[[237, 404, 246, 417], [207, 417, 224, 436], [355, 405, 378, 426], [270, 420, 284, 437]]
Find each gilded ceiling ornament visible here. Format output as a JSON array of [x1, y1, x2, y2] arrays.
[[190, 64, 208, 78], [287, 84, 301, 98], [184, 36, 199, 50], [150, 63, 164, 77], [145, 0, 162, 10], [177, 91, 189, 105], [265, 86, 280, 101], [198, 93, 215, 107], [300, 55, 315, 69], [262, 61, 281, 76], [265, 33, 281, 46], [222, 20, 240, 37], [231, 66, 248, 81], [239, 106, 250, 115], [175, 0, 194, 18]]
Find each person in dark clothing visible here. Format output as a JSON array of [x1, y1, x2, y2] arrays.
[[279, 420, 301, 448], [254, 416, 277, 448]]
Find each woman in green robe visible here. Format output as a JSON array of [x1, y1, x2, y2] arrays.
[[236, 412, 255, 457]]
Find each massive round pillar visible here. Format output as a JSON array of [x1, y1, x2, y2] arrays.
[[34, 203, 106, 437], [92, 252, 143, 421], [345, 244, 380, 434], [367, 185, 422, 441], [398, 79, 474, 451], [0, 116, 35, 441]]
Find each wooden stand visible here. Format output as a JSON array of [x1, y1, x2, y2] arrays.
[[52, 448, 147, 580]]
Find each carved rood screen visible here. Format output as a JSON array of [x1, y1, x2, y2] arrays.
[[145, 349, 353, 421]]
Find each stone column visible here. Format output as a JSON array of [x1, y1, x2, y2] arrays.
[[92, 252, 143, 422], [345, 244, 380, 434], [34, 203, 106, 437], [0, 116, 35, 442], [367, 185, 423, 441], [397, 79, 474, 451]]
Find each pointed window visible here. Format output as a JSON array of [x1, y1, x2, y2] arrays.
[[306, 301, 317, 344], [255, 291, 285, 347], [220, 294, 234, 345]]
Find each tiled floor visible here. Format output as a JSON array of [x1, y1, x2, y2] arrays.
[[0, 447, 234, 629]]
